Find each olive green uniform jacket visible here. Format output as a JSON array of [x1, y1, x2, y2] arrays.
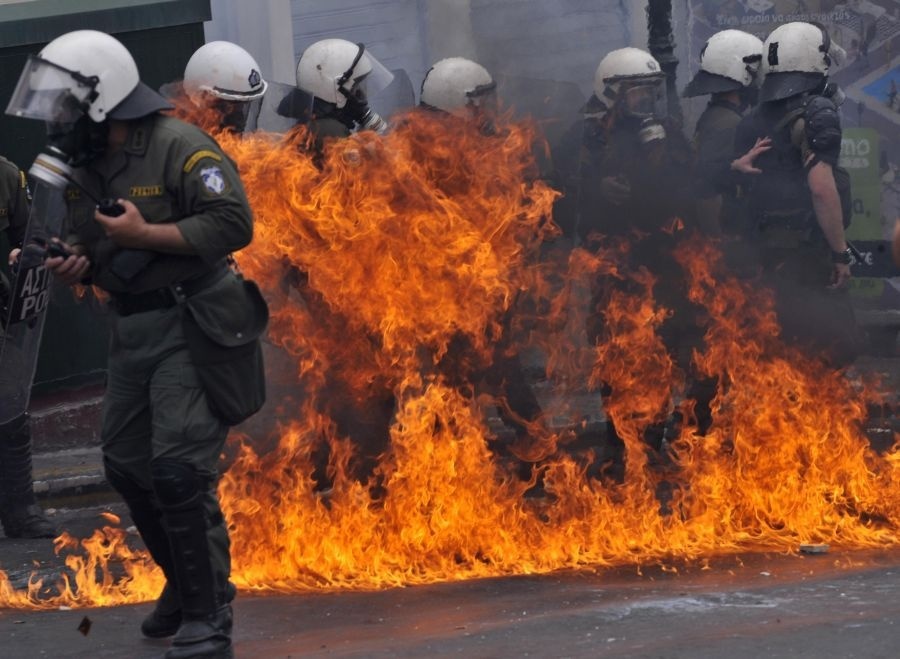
[[66, 114, 252, 293]]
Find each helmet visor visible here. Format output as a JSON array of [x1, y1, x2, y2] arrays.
[[337, 44, 395, 103], [620, 80, 667, 119], [6, 56, 96, 123], [351, 58, 394, 100]]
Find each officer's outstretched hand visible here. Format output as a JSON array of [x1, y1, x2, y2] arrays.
[[731, 137, 772, 175], [600, 176, 631, 206], [95, 199, 148, 248], [45, 241, 90, 287], [830, 262, 851, 289]]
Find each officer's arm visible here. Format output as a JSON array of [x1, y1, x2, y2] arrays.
[[172, 147, 253, 264], [694, 127, 734, 234], [795, 105, 847, 255], [807, 160, 847, 254], [94, 199, 193, 253], [141, 222, 191, 251]]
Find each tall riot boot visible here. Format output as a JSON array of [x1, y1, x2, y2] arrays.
[[0, 414, 57, 539], [104, 460, 184, 637], [152, 459, 233, 659]]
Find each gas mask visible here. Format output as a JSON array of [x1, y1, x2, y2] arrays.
[[637, 118, 667, 145], [615, 78, 667, 120], [822, 81, 846, 107], [614, 78, 668, 140], [339, 73, 388, 134], [45, 115, 109, 167], [467, 83, 498, 136]]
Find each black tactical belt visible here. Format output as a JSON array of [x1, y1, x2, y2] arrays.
[[108, 262, 230, 317]]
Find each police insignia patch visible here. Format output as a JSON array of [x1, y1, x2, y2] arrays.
[[200, 166, 226, 194]]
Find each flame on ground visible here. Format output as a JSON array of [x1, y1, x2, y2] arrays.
[[1, 106, 899, 609]]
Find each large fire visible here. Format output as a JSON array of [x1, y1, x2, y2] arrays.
[[1, 100, 898, 609]]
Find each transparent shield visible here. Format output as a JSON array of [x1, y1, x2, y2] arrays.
[[0, 177, 69, 423], [368, 69, 416, 120], [269, 81, 315, 131]]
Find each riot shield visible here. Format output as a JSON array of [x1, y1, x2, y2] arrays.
[[369, 69, 416, 120], [263, 81, 314, 133], [0, 153, 70, 424]]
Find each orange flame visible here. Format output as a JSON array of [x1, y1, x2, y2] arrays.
[[2, 107, 899, 609]]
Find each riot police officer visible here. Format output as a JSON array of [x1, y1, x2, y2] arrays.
[[279, 39, 397, 489], [0, 156, 57, 539], [683, 29, 764, 235], [734, 21, 860, 364], [182, 40, 269, 134], [293, 38, 393, 155], [576, 47, 696, 241], [8, 29, 266, 658], [571, 47, 714, 460], [418, 57, 544, 460]]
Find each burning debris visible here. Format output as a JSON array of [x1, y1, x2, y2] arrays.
[[77, 615, 92, 636], [1, 107, 898, 609]]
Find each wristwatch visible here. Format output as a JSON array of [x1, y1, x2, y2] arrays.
[[831, 247, 853, 265]]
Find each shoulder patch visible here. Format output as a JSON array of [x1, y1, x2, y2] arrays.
[[199, 166, 227, 195], [183, 149, 223, 173], [18, 171, 26, 190]]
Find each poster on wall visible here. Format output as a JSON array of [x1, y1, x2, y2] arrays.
[[686, 0, 900, 131]]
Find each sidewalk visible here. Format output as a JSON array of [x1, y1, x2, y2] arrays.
[[28, 383, 109, 509], [23, 352, 900, 511]]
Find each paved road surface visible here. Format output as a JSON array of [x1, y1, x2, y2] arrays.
[[2, 504, 899, 659]]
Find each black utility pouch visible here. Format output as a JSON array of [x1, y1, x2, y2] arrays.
[[181, 271, 269, 425]]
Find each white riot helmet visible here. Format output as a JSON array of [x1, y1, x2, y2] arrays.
[[6, 29, 171, 124], [759, 22, 831, 102], [593, 47, 667, 117], [683, 30, 764, 97], [420, 57, 496, 115], [295, 38, 394, 108], [183, 41, 268, 103]]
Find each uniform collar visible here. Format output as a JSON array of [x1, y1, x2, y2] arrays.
[[123, 114, 158, 156]]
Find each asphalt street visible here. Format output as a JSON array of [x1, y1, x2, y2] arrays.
[[0, 355, 897, 659], [2, 503, 900, 659]]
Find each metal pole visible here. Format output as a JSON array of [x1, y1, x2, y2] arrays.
[[646, 0, 682, 126]]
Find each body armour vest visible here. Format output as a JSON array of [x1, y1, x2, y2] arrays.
[[741, 97, 813, 226]]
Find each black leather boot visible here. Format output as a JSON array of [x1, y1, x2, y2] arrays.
[[143, 580, 237, 639], [105, 460, 184, 639], [142, 581, 182, 638], [0, 415, 57, 539], [153, 459, 233, 659]]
